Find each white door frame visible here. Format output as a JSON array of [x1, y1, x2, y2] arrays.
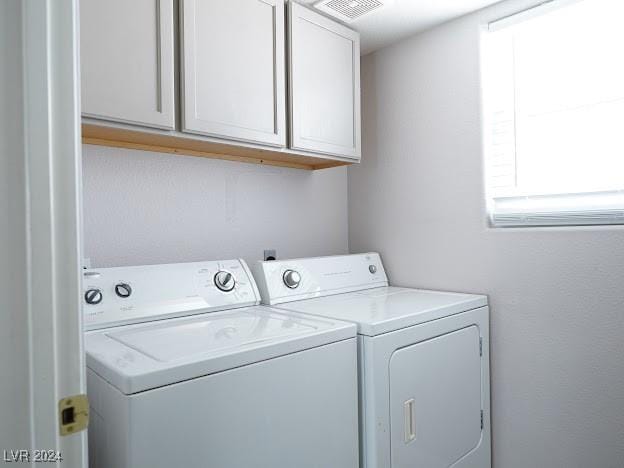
[[2, 0, 86, 465]]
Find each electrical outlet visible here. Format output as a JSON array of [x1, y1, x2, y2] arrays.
[[264, 249, 277, 261]]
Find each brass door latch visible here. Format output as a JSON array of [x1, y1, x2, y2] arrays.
[[58, 394, 89, 436]]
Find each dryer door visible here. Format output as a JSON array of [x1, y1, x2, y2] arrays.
[[389, 325, 482, 468]]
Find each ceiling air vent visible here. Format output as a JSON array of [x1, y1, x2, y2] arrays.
[[314, 0, 384, 23]]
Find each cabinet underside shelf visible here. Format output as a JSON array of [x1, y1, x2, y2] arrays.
[[82, 124, 354, 171]]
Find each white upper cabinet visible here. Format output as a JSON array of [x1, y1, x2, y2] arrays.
[[80, 0, 175, 129], [288, 2, 361, 160], [80, 0, 361, 168], [180, 0, 286, 147]]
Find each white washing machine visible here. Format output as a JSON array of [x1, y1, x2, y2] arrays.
[[83, 259, 359, 468], [252, 253, 491, 468]]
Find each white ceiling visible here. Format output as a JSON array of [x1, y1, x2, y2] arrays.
[[298, 0, 502, 55]]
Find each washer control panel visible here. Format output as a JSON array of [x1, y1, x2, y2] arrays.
[[83, 259, 260, 331]]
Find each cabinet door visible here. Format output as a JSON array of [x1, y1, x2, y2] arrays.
[[180, 0, 286, 147], [389, 326, 483, 468], [288, 3, 361, 159], [80, 0, 175, 129]]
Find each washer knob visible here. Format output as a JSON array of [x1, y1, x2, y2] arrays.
[[115, 283, 132, 298], [369, 265, 377, 274], [214, 271, 236, 292], [283, 270, 301, 289], [84, 288, 103, 305]]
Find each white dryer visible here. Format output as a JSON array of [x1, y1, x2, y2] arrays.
[[83, 259, 359, 468], [252, 253, 491, 468]]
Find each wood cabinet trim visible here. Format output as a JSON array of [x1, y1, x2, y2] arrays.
[[82, 123, 353, 171]]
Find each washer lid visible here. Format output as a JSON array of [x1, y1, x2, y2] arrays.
[[85, 306, 356, 395], [272, 287, 488, 336]]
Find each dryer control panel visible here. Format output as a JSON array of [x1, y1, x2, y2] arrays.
[[83, 259, 260, 330], [252, 253, 389, 305]]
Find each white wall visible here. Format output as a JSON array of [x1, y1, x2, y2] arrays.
[[82, 145, 349, 267], [350, 1, 624, 467], [0, 0, 31, 449]]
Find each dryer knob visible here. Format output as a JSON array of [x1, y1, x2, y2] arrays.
[[214, 271, 236, 292], [283, 270, 301, 289], [84, 288, 103, 305], [115, 283, 132, 298]]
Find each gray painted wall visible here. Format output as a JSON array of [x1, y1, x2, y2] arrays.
[[0, 0, 31, 449], [82, 145, 349, 267], [350, 1, 624, 467]]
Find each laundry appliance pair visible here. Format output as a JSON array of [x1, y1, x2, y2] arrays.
[[84, 253, 490, 468]]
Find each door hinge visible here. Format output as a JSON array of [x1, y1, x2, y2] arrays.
[[59, 394, 89, 436], [480, 410, 484, 430], [479, 337, 483, 357]]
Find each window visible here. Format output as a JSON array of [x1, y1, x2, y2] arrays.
[[481, 0, 624, 227]]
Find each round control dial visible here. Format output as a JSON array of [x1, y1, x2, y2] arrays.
[[369, 265, 377, 274], [214, 271, 236, 292], [115, 283, 132, 298], [84, 288, 103, 305], [283, 270, 301, 289]]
